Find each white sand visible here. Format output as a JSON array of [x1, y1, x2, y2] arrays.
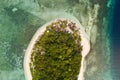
[[78, 33, 90, 80], [24, 18, 90, 80]]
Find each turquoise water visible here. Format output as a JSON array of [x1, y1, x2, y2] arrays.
[[0, 0, 114, 80]]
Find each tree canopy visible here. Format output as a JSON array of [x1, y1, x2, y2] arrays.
[[30, 20, 82, 80]]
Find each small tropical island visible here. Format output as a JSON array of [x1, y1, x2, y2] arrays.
[[24, 19, 90, 80]]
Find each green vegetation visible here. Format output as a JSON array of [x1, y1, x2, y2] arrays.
[[30, 21, 82, 80]]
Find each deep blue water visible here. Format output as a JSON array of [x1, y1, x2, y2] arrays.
[[112, 0, 120, 80]]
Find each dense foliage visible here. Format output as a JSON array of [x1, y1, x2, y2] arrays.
[[30, 21, 82, 80]]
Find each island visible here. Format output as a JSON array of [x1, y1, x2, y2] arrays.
[[24, 19, 90, 80]]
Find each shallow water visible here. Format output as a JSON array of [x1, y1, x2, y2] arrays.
[[0, 0, 114, 80]]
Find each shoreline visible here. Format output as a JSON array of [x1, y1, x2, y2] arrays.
[[24, 18, 90, 80]]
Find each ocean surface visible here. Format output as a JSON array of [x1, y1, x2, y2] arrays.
[[112, 0, 120, 80], [0, 0, 117, 80]]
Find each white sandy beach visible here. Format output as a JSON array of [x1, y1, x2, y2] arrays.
[[24, 18, 90, 80]]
